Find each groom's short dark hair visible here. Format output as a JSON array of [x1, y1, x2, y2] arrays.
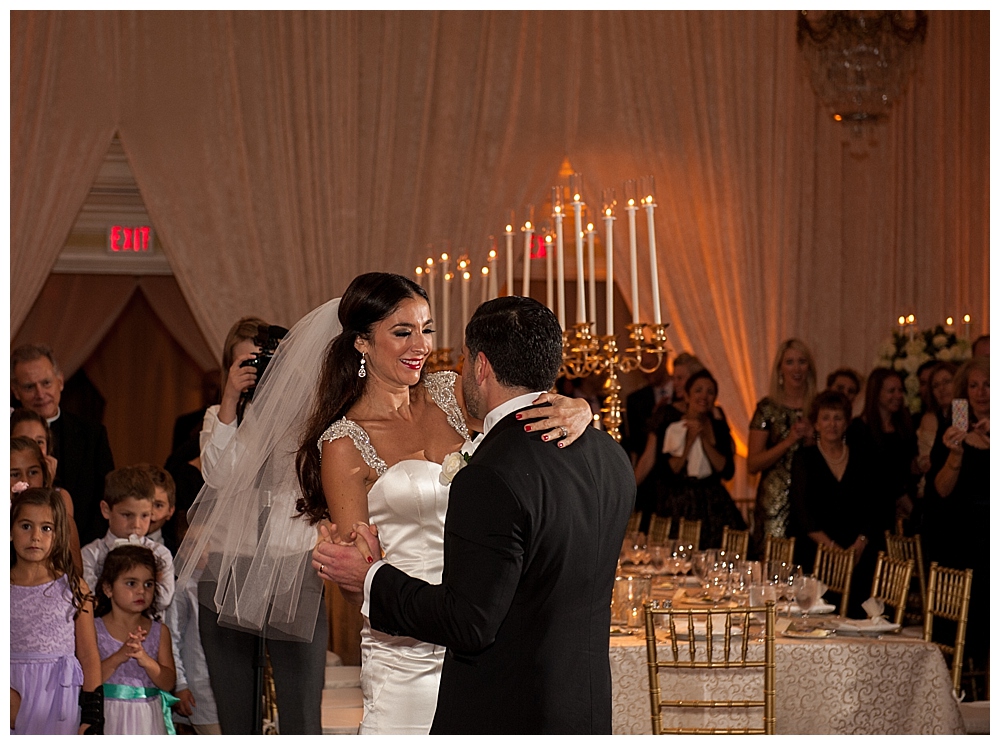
[[465, 296, 563, 392]]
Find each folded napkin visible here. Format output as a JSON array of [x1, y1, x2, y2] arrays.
[[862, 597, 886, 623], [662, 421, 712, 478]]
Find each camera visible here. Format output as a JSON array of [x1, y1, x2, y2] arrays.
[[236, 323, 289, 422]]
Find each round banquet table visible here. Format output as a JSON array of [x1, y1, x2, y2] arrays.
[[609, 630, 965, 734]]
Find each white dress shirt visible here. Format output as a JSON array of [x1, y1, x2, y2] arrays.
[[82, 530, 176, 610]]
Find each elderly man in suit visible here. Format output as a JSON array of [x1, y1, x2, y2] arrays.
[[315, 296, 634, 734], [11, 344, 115, 545]]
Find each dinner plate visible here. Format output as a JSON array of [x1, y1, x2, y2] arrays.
[[831, 618, 901, 636], [787, 600, 836, 615]]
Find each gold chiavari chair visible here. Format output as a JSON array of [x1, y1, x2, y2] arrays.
[[762, 535, 795, 566], [648, 515, 672, 547], [721, 526, 750, 558], [812, 544, 855, 617], [869, 551, 914, 626], [923, 562, 973, 698], [884, 531, 927, 627], [677, 518, 702, 550], [625, 511, 642, 536], [644, 601, 776, 735]]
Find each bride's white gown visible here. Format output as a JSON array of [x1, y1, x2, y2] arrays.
[[319, 372, 467, 734]]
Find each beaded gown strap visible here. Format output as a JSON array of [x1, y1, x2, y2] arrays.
[[424, 370, 469, 440], [318, 419, 388, 477]]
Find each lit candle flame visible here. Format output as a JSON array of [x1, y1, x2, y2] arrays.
[[573, 193, 581, 202], [545, 234, 553, 243], [898, 316, 906, 325], [415, 266, 423, 275], [627, 198, 635, 207], [587, 222, 594, 232], [441, 252, 449, 262], [481, 266, 489, 276], [554, 206, 561, 214], [946, 316, 954, 326], [907, 314, 915, 324], [488, 249, 497, 259], [524, 221, 532, 230], [605, 208, 612, 217], [426, 257, 434, 267], [963, 314, 971, 323], [463, 271, 471, 281], [505, 224, 513, 233]]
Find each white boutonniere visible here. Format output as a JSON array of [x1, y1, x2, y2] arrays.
[[439, 451, 472, 486]]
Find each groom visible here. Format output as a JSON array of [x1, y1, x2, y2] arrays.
[[314, 296, 634, 734]]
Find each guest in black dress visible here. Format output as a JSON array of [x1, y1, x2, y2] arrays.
[[925, 357, 989, 660], [660, 369, 744, 549], [789, 390, 876, 617], [846, 368, 920, 537], [632, 353, 705, 530]]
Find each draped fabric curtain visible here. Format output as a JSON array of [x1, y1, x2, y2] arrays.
[[12, 9, 990, 453], [13, 275, 217, 377]]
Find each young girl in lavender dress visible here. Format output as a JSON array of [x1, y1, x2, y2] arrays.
[[10, 487, 103, 734], [95, 545, 177, 734]]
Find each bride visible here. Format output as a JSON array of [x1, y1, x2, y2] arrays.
[[294, 272, 592, 733], [179, 272, 592, 735]]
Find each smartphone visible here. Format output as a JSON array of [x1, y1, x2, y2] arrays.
[[952, 398, 969, 432]]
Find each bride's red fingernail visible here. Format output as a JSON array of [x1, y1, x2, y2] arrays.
[[524, 425, 531, 432], [367, 556, 374, 564], [515, 413, 522, 420]]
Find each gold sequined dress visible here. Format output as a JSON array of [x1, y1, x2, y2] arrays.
[[750, 397, 804, 544]]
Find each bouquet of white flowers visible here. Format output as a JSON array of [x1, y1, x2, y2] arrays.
[[874, 325, 971, 413]]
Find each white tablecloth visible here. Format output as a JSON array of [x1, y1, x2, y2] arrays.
[[610, 632, 965, 734]]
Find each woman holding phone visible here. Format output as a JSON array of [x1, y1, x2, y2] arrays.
[[925, 357, 989, 660]]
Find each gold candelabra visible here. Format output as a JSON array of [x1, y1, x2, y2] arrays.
[[560, 321, 669, 442], [424, 348, 454, 374]]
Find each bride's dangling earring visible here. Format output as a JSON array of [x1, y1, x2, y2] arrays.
[[358, 353, 367, 378], [778, 372, 785, 387]]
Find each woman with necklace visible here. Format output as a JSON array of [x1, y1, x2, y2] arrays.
[[748, 339, 817, 547], [789, 390, 876, 617]]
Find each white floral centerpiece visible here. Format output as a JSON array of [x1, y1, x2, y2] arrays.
[[874, 325, 972, 413]]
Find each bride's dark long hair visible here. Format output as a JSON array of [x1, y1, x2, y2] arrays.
[[295, 272, 428, 523]]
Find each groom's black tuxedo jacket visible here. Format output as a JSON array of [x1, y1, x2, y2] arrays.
[[368, 404, 635, 734]]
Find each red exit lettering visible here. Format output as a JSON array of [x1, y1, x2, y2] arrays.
[[109, 226, 152, 253]]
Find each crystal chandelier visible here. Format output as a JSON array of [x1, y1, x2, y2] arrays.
[[797, 11, 928, 141]]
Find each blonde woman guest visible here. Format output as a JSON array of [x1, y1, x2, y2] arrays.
[[748, 339, 817, 544]]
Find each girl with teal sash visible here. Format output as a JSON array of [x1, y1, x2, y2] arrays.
[[95, 545, 178, 734]]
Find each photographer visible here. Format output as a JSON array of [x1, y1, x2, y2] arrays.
[[196, 316, 327, 735], [199, 317, 266, 467]]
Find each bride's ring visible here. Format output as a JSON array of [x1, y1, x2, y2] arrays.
[[559, 426, 569, 439], [320, 564, 325, 574]]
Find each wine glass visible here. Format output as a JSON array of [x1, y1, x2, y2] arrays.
[[784, 564, 803, 615], [793, 575, 819, 618]]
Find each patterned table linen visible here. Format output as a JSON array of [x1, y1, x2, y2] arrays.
[[610, 633, 965, 734]]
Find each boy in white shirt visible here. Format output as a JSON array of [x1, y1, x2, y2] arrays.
[[81, 465, 175, 609]]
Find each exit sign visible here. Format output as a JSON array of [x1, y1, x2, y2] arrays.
[[108, 225, 153, 253]]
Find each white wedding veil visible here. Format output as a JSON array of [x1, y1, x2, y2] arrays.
[[174, 297, 341, 643]]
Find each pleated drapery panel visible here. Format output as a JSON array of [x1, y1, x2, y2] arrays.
[[11, 10, 989, 448]]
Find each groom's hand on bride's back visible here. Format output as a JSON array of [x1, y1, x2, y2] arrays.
[[313, 522, 382, 594]]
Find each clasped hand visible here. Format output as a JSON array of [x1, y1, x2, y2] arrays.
[[313, 522, 384, 594], [121, 626, 151, 664]]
